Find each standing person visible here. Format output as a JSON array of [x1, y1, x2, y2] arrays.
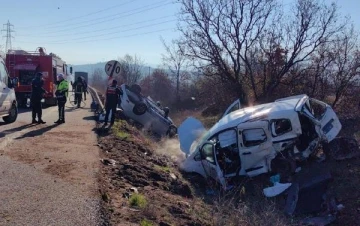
[[54, 74, 69, 124], [73, 76, 85, 108], [31, 72, 46, 124], [82, 77, 88, 101], [104, 80, 122, 126]]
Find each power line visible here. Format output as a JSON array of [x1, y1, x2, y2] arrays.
[[1, 21, 15, 53], [16, 0, 138, 29], [19, 0, 172, 32], [17, 17, 177, 40], [42, 19, 177, 43], [17, 15, 175, 38], [15, 27, 176, 45]]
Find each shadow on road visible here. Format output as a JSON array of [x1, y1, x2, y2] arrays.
[[14, 124, 60, 140], [0, 123, 36, 138], [65, 106, 91, 112], [83, 115, 96, 121]]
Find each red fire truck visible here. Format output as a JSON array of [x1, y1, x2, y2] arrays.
[[5, 47, 72, 107]]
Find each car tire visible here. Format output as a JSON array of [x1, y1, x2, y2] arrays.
[[130, 84, 142, 95], [133, 102, 147, 115], [166, 125, 178, 138], [3, 103, 18, 124]]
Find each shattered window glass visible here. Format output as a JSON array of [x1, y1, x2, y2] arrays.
[[242, 128, 267, 147], [308, 99, 327, 120], [271, 119, 292, 136], [201, 143, 215, 164], [218, 130, 237, 148]]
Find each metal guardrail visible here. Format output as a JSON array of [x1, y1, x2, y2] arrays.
[[88, 85, 104, 113]]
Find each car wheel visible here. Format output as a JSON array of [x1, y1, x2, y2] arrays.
[[167, 125, 178, 138], [133, 102, 147, 115], [130, 84, 142, 95], [3, 104, 18, 123]]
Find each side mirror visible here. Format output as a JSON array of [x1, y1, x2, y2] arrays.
[[70, 67, 73, 74]]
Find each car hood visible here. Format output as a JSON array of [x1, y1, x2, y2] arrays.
[[178, 117, 207, 155]]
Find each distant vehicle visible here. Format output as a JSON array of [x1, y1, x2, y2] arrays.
[[118, 84, 177, 137], [0, 56, 18, 123], [178, 94, 342, 188], [5, 47, 72, 107], [74, 71, 88, 84]]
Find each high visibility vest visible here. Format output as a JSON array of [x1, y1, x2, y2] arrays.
[[56, 80, 69, 99], [106, 86, 117, 95]]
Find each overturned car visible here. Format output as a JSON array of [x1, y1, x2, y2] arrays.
[[178, 94, 342, 188], [118, 84, 177, 137]]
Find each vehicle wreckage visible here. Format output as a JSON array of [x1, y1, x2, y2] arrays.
[[178, 94, 342, 188], [99, 84, 177, 137]]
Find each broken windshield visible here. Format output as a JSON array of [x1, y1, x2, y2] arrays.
[[303, 98, 327, 120]]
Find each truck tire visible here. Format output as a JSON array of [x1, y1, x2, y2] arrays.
[[3, 103, 18, 124], [133, 102, 147, 115]]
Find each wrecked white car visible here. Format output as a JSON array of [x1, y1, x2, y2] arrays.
[[119, 84, 177, 137], [178, 94, 342, 188]]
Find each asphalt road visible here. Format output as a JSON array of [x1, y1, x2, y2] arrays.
[[0, 97, 101, 226]]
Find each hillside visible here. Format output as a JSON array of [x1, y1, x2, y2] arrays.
[[71, 62, 156, 79]]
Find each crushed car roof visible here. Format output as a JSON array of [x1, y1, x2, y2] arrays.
[[208, 94, 308, 136]]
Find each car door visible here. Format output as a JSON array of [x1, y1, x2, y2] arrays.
[[220, 99, 241, 119], [300, 98, 342, 142], [0, 61, 10, 114], [237, 121, 274, 177], [199, 142, 226, 187]]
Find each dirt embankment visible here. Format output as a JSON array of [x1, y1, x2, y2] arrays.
[[97, 121, 212, 226], [96, 115, 360, 226]]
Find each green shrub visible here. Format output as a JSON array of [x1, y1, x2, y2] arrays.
[[129, 193, 147, 208], [140, 219, 153, 226]]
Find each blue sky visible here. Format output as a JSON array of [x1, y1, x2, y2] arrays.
[[1, 0, 359, 67]]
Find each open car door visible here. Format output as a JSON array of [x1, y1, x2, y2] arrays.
[[220, 99, 241, 119], [299, 98, 342, 142], [237, 121, 274, 177], [199, 142, 226, 188]]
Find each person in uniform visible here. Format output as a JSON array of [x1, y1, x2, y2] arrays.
[[82, 77, 88, 101], [55, 74, 69, 124], [72, 76, 86, 108], [31, 72, 47, 124], [104, 79, 122, 126]]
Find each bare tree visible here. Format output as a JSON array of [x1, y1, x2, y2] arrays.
[[118, 54, 144, 85], [178, 0, 346, 104], [90, 68, 107, 93], [326, 27, 360, 107], [178, 0, 278, 105], [161, 37, 190, 101]]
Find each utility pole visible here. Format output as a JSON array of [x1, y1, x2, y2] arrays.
[[2, 20, 15, 54]]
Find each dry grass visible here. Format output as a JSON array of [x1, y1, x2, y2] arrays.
[[171, 109, 219, 129]]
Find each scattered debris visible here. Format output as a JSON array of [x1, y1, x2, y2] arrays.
[[130, 187, 139, 194], [169, 173, 177, 180], [263, 182, 292, 197], [100, 158, 116, 166]]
